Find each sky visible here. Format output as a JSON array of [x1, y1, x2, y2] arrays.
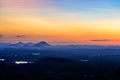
[[0, 0, 120, 45]]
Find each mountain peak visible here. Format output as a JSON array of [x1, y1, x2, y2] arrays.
[[16, 42, 25, 46], [17, 42, 24, 44], [25, 42, 34, 47], [34, 41, 51, 47], [39, 41, 48, 44]]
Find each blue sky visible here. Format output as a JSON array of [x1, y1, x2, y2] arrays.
[[53, 0, 120, 12]]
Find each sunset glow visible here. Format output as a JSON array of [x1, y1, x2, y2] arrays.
[[1, 0, 120, 45]]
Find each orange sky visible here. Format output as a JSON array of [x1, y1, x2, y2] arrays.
[[1, 15, 120, 45], [1, 0, 120, 45]]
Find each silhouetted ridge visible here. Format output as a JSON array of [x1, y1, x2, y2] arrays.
[[9, 42, 25, 47], [25, 42, 34, 47], [34, 41, 50, 47]]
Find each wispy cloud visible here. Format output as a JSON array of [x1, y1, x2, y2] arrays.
[[90, 39, 111, 42], [0, 35, 4, 41], [16, 35, 26, 38], [0, 35, 4, 38]]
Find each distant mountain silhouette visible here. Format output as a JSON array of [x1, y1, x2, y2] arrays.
[[0, 41, 52, 49], [16, 42, 25, 46], [1, 41, 120, 49], [25, 42, 34, 47], [8, 42, 25, 47], [34, 41, 51, 47]]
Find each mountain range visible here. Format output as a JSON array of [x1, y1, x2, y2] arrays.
[[0, 41, 120, 49], [0, 41, 51, 49]]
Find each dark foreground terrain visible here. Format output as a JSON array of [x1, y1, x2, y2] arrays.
[[0, 45, 120, 80], [0, 56, 120, 80]]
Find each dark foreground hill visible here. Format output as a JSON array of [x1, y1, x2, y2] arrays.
[[0, 56, 120, 80]]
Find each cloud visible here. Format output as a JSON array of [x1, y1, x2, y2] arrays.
[[0, 35, 4, 38], [16, 35, 26, 38], [0, 35, 4, 40], [90, 39, 111, 42]]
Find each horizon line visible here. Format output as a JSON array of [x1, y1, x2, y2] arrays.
[[0, 41, 120, 46]]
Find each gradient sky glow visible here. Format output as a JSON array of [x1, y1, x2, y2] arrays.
[[1, 0, 120, 45]]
